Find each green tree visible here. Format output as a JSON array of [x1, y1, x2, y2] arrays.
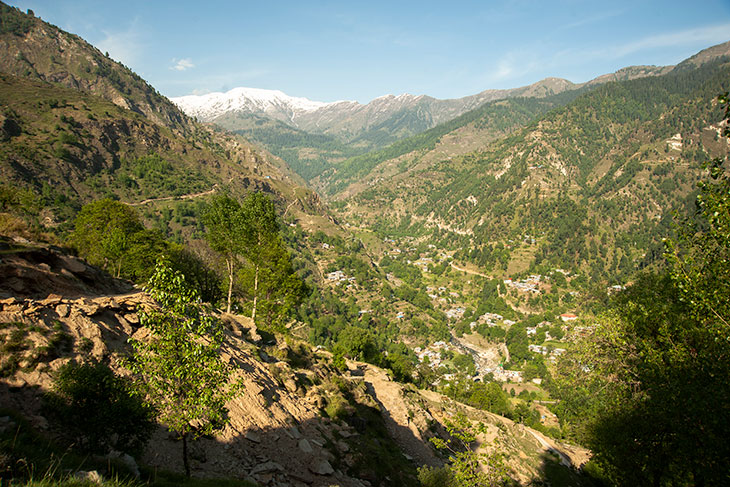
[[552, 94, 730, 486], [238, 192, 281, 322], [44, 360, 155, 456], [127, 261, 240, 477], [72, 199, 144, 274], [203, 194, 244, 313], [420, 413, 509, 487], [237, 230, 305, 328]]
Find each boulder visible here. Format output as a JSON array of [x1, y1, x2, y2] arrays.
[[308, 459, 334, 476]]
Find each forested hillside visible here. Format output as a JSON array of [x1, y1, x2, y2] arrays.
[[336, 54, 730, 283]]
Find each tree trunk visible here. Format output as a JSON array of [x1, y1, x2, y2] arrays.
[[182, 432, 190, 478], [226, 257, 234, 313], [251, 264, 259, 322]]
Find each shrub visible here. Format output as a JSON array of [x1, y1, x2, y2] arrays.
[[44, 360, 155, 455]]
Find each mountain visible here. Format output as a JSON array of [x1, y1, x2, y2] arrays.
[[172, 63, 686, 186], [172, 77, 579, 139], [0, 3, 194, 135], [0, 2, 330, 233], [331, 43, 730, 283]]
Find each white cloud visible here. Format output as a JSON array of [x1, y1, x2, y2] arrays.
[[171, 58, 195, 71], [609, 23, 730, 58], [95, 20, 143, 67]]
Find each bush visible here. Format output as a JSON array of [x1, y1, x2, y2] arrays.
[[44, 360, 155, 455]]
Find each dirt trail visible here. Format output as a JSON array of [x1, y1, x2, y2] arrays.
[[129, 184, 220, 206], [450, 262, 489, 278], [359, 364, 441, 468]]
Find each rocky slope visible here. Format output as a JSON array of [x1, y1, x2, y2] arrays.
[[0, 238, 590, 486], [0, 3, 332, 235], [0, 3, 191, 135]]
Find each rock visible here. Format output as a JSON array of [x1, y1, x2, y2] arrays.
[[107, 451, 140, 478], [38, 263, 51, 272], [245, 430, 261, 443], [339, 430, 353, 438], [251, 461, 283, 475], [55, 304, 70, 317], [74, 470, 103, 483], [253, 472, 274, 484], [298, 438, 313, 453], [289, 426, 302, 439], [0, 416, 16, 434], [284, 378, 298, 392], [59, 255, 87, 274], [336, 441, 350, 453], [40, 294, 62, 307], [308, 459, 334, 476], [77, 299, 101, 316], [31, 415, 48, 430]]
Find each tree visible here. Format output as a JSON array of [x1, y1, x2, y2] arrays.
[[72, 199, 144, 274], [552, 94, 730, 486], [203, 194, 243, 313], [45, 360, 155, 456], [238, 192, 281, 322], [127, 260, 240, 477], [419, 413, 509, 487]]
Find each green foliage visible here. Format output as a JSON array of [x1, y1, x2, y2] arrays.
[[552, 97, 730, 484], [423, 413, 509, 487], [44, 360, 155, 455], [127, 261, 240, 476], [0, 3, 35, 36], [204, 194, 244, 312], [72, 199, 144, 276]]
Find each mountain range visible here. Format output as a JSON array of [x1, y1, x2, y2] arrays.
[[2, 2, 730, 484]]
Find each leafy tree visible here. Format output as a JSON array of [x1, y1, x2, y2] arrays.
[[237, 228, 306, 328], [127, 261, 240, 477], [237, 192, 282, 322], [72, 199, 144, 274], [44, 360, 155, 455], [203, 194, 243, 313], [419, 413, 509, 487], [552, 94, 730, 486]]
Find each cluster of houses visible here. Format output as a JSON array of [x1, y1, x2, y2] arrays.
[[445, 307, 466, 319], [491, 367, 524, 382], [414, 341, 451, 369], [469, 312, 515, 330], [325, 270, 356, 285], [528, 344, 567, 361], [503, 275, 543, 294]]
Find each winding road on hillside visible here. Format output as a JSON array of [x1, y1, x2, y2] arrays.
[[450, 261, 490, 278], [129, 184, 220, 206]]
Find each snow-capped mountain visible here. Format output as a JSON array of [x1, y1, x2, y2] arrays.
[[171, 78, 587, 142], [172, 87, 342, 125]]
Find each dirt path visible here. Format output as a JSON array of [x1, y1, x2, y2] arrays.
[[359, 364, 441, 467], [129, 184, 220, 206], [526, 429, 573, 468], [450, 262, 489, 278]]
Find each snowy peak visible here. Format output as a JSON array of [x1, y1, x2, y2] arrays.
[[171, 87, 344, 123]]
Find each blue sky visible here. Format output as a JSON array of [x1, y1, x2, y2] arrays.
[[8, 0, 730, 103]]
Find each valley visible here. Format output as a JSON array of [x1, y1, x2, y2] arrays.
[[1, 3, 729, 487]]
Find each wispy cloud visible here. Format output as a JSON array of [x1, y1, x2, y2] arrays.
[[609, 23, 730, 58], [558, 9, 625, 31], [95, 19, 143, 67], [171, 58, 195, 71], [480, 50, 542, 85]]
